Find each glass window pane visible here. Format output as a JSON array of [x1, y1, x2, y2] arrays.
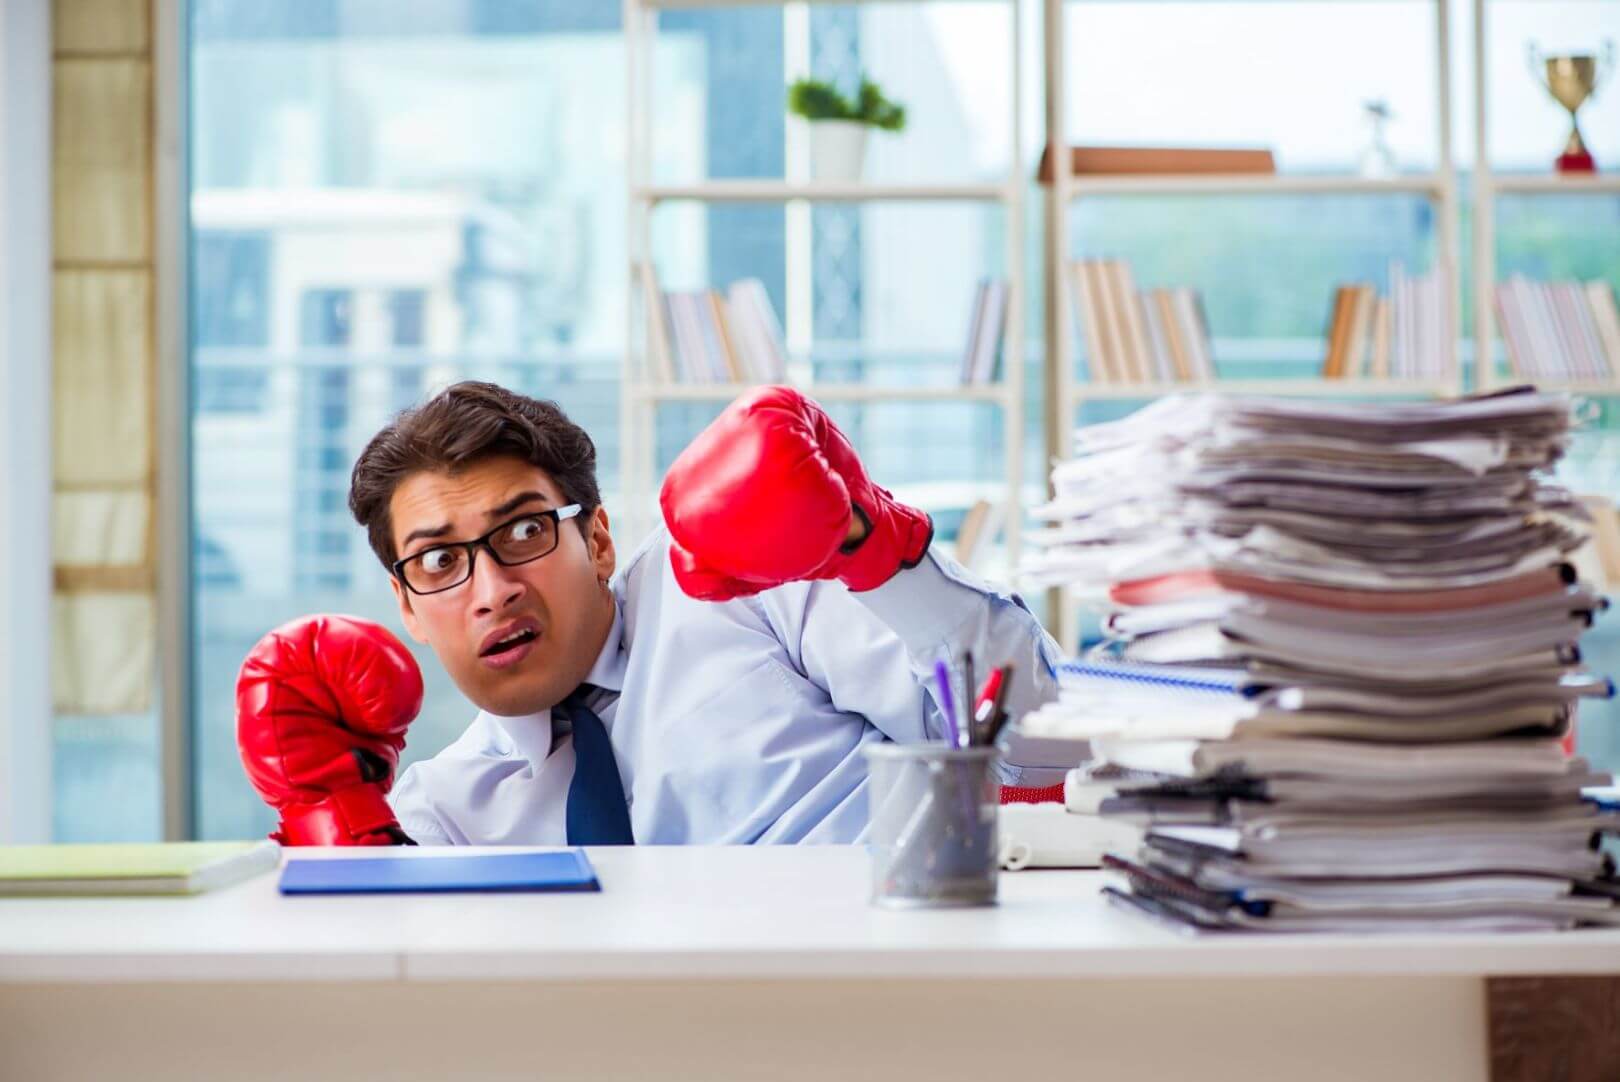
[[1063, 1, 1441, 173], [189, 3, 628, 839]]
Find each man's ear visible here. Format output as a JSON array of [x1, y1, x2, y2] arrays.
[[390, 574, 430, 645], [588, 506, 616, 584]]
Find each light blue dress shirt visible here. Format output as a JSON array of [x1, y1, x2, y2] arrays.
[[388, 528, 1061, 845]]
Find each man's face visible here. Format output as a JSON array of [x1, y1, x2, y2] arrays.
[[388, 455, 616, 717]]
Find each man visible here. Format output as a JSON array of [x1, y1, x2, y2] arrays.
[[236, 380, 1060, 845]]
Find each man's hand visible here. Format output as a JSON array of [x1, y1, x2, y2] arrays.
[[659, 385, 932, 600], [236, 615, 424, 845]]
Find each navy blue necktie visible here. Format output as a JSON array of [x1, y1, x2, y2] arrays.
[[560, 685, 635, 846]]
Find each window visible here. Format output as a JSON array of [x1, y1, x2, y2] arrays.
[[188, 2, 636, 839], [169, 0, 1620, 846], [299, 289, 353, 349], [195, 368, 269, 414], [193, 231, 270, 347], [388, 290, 427, 348]]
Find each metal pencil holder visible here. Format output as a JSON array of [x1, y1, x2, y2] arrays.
[[864, 743, 999, 909]]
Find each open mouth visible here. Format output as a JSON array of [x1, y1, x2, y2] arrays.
[[480, 627, 538, 659]]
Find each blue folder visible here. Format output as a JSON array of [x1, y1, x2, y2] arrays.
[[278, 849, 601, 895]]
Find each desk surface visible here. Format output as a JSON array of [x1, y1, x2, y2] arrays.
[[3, 845, 1619, 984]]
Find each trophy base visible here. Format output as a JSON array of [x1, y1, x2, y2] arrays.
[[1557, 148, 1597, 174]]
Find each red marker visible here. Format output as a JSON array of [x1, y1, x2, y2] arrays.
[[971, 668, 1005, 744]]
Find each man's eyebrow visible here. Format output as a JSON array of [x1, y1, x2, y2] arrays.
[[398, 493, 554, 555], [488, 490, 553, 518], [399, 522, 454, 551]]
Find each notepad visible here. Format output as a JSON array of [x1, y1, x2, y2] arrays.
[[0, 840, 281, 896], [278, 849, 602, 895]]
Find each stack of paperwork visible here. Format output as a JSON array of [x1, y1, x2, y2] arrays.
[[1022, 389, 1620, 931]]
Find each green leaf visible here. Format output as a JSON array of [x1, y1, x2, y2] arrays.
[[787, 74, 905, 131], [787, 78, 855, 122]]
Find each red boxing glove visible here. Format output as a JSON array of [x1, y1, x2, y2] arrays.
[[235, 615, 424, 846], [659, 385, 933, 600]]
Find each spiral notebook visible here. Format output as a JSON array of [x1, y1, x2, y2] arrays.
[[278, 849, 601, 895]]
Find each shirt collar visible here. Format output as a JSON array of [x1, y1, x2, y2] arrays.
[[581, 595, 627, 695], [478, 597, 625, 766]]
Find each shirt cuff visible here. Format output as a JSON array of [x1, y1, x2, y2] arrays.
[[850, 547, 984, 659], [398, 815, 453, 846]]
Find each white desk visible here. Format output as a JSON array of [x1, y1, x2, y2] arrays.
[[2, 845, 1617, 1081]]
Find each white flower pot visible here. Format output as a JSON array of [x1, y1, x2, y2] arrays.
[[809, 120, 869, 183]]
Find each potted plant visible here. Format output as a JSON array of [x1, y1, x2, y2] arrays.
[[787, 75, 906, 182]]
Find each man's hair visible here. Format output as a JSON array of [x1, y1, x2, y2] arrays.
[[349, 380, 601, 570]]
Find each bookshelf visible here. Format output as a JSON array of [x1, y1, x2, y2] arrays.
[[636, 181, 1011, 202], [1471, 0, 1620, 394], [1040, 0, 1468, 650], [622, 0, 1028, 578]]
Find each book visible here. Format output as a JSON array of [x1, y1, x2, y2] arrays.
[[1524, 278, 1567, 378], [1100, 260, 1141, 383], [662, 296, 686, 381], [1037, 145, 1276, 183], [667, 292, 704, 382], [1319, 271, 1453, 382], [960, 280, 989, 386], [1586, 281, 1620, 374], [1154, 289, 1195, 383], [1342, 284, 1375, 379], [1390, 261, 1410, 378], [0, 840, 280, 896], [1071, 262, 1111, 384], [726, 278, 788, 383], [961, 279, 1008, 386], [1085, 260, 1123, 384], [1568, 281, 1609, 378], [638, 262, 676, 384], [278, 849, 602, 895], [724, 286, 765, 383], [1370, 296, 1392, 378], [692, 292, 729, 382], [1140, 291, 1174, 382], [1322, 285, 1352, 378], [1495, 282, 1530, 378], [1068, 260, 1211, 386], [955, 498, 996, 569], [1496, 276, 1620, 382], [1549, 283, 1590, 378], [657, 279, 789, 385], [706, 291, 744, 383], [1175, 288, 1215, 381], [1114, 261, 1154, 384]]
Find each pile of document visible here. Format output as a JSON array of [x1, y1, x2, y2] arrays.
[[1022, 390, 1620, 931]]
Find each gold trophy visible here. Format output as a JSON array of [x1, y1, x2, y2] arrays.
[[1527, 41, 1613, 173]]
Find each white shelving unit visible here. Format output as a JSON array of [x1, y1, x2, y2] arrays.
[[622, 0, 1027, 574], [1471, 0, 1620, 394], [1041, 0, 1467, 649], [637, 181, 1012, 202]]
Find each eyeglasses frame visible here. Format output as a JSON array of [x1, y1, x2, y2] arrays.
[[391, 503, 585, 596]]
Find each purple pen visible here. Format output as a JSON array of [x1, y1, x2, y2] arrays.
[[933, 659, 961, 748]]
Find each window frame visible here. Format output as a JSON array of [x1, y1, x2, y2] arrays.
[[157, 0, 196, 841]]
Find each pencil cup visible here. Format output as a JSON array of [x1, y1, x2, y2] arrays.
[[864, 744, 1000, 909]]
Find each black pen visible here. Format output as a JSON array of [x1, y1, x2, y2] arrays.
[[962, 651, 977, 746]]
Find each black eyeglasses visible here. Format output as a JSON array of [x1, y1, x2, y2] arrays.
[[392, 504, 584, 596]]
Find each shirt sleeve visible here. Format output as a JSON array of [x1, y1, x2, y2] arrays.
[[770, 546, 1062, 748]]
